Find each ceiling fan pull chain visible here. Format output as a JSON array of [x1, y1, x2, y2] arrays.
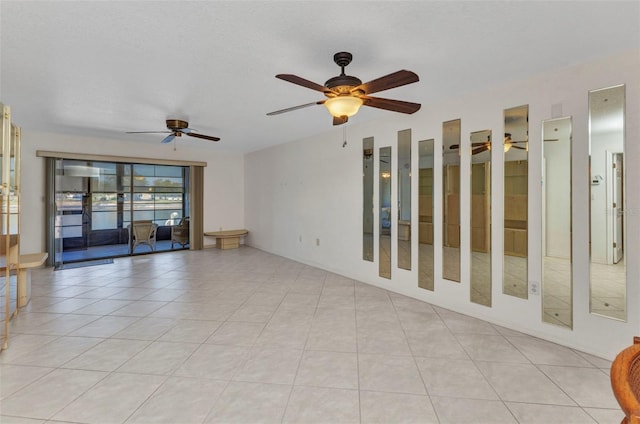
[[342, 124, 347, 148]]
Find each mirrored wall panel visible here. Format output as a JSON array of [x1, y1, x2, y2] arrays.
[[443, 119, 461, 282], [470, 130, 492, 306], [380, 146, 392, 279], [589, 85, 626, 320], [542, 117, 573, 327], [503, 105, 529, 299], [363, 137, 374, 262], [398, 129, 411, 270], [419, 139, 435, 290]]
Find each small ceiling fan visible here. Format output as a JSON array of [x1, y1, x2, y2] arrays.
[[126, 119, 220, 144], [267, 52, 421, 125], [449, 134, 528, 155]]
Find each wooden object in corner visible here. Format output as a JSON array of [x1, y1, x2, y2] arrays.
[[610, 337, 640, 424]]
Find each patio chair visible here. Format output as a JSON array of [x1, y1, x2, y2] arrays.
[[171, 217, 189, 248], [130, 220, 158, 252]]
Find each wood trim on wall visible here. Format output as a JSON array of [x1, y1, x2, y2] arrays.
[[36, 150, 207, 167], [189, 165, 204, 250]]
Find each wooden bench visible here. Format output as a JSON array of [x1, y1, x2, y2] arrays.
[[0, 252, 48, 308], [204, 229, 249, 250]]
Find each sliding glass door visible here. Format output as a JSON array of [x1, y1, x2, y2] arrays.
[[52, 159, 190, 266]]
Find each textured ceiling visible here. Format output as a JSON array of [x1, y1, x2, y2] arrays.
[[1, 1, 638, 153]]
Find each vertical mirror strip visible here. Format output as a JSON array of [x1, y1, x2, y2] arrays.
[[542, 117, 573, 327], [503, 105, 529, 298], [443, 119, 461, 282], [470, 130, 492, 306], [419, 139, 435, 290], [589, 85, 626, 321], [363, 137, 374, 262], [379, 146, 392, 279], [398, 129, 411, 270]]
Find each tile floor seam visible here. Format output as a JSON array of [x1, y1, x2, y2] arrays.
[[279, 274, 325, 423]]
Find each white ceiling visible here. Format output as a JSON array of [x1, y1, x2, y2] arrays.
[[1, 1, 638, 153]]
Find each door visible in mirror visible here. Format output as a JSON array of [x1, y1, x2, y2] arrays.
[[589, 84, 626, 321]]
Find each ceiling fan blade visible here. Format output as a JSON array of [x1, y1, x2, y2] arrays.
[[544, 138, 559, 142], [472, 145, 490, 155], [361, 96, 421, 114], [276, 74, 332, 93], [187, 132, 220, 142], [267, 101, 325, 116], [449, 144, 460, 150], [126, 131, 171, 134], [333, 115, 348, 126], [161, 134, 176, 144], [355, 70, 419, 95], [512, 145, 527, 150]]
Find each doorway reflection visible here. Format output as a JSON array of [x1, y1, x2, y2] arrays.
[[589, 84, 626, 321]]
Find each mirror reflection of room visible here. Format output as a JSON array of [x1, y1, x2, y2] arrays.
[[470, 130, 491, 307], [589, 84, 626, 321], [542, 117, 573, 328], [503, 105, 529, 299], [363, 137, 374, 262], [397, 129, 412, 271], [379, 146, 392, 279], [442, 119, 461, 282], [418, 139, 434, 291]]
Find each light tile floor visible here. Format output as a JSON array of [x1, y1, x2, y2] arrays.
[[0, 247, 621, 424]]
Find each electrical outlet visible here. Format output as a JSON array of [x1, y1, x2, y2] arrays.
[[529, 282, 540, 295]]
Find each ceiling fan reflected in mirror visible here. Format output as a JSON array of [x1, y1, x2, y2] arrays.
[[267, 52, 421, 125], [449, 134, 528, 155], [126, 119, 220, 144]]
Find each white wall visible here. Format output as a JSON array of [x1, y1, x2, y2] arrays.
[[20, 131, 245, 253], [245, 49, 640, 360]]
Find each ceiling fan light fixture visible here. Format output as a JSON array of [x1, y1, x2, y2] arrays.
[[504, 142, 512, 152], [324, 96, 363, 118]]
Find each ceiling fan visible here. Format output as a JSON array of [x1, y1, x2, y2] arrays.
[[267, 52, 421, 125], [126, 119, 220, 144], [449, 134, 528, 155]]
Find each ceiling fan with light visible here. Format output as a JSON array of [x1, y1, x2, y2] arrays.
[[449, 134, 528, 155], [126, 119, 220, 144], [267, 52, 421, 125]]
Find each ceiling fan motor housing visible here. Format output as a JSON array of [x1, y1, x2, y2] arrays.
[[166, 119, 189, 131], [325, 52, 363, 95]]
